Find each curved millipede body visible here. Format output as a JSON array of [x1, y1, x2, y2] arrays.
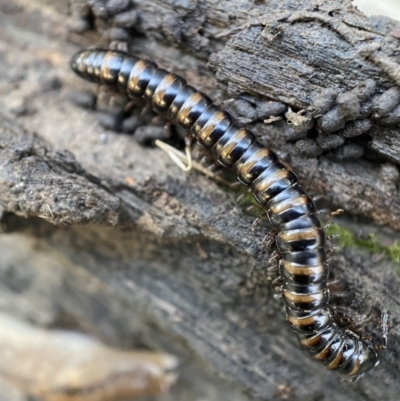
[[71, 49, 380, 378]]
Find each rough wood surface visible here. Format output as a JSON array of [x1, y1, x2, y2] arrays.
[[0, 0, 399, 400]]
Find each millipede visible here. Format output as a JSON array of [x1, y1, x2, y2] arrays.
[[71, 48, 383, 379]]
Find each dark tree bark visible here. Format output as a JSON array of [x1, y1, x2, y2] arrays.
[[0, 0, 400, 400]]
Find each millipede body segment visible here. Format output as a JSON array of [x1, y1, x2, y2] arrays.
[[71, 49, 379, 378]]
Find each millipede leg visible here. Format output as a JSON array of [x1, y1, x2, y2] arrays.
[[219, 98, 235, 107], [236, 193, 245, 203], [323, 222, 334, 231], [273, 285, 284, 300], [236, 188, 252, 204], [199, 155, 212, 166], [329, 305, 367, 326], [150, 115, 165, 126], [109, 41, 129, 52], [329, 291, 347, 299], [360, 334, 373, 342], [347, 374, 364, 383], [268, 250, 280, 264], [267, 265, 278, 280], [316, 208, 344, 221], [272, 275, 284, 285], [140, 103, 152, 117], [326, 245, 340, 261], [330, 243, 341, 252], [263, 229, 278, 252], [124, 98, 142, 113], [251, 212, 267, 231], [163, 122, 173, 140], [326, 233, 340, 241], [326, 274, 341, 285], [230, 181, 243, 188], [267, 264, 279, 276], [267, 263, 281, 282], [380, 309, 389, 349], [315, 208, 331, 216], [326, 234, 341, 254], [324, 260, 332, 278], [327, 276, 347, 299]]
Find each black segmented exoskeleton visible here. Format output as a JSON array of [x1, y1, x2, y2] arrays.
[[71, 48, 381, 378]]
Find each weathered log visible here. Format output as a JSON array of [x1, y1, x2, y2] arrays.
[[0, 0, 400, 400]]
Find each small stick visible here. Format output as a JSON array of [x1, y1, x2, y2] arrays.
[[155, 140, 232, 186]]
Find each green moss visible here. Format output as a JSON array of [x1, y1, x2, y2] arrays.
[[220, 177, 400, 265], [327, 224, 400, 264], [218, 179, 261, 215], [237, 191, 261, 212]]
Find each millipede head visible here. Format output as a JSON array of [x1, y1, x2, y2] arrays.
[[71, 49, 109, 83], [70, 50, 92, 79], [70, 50, 85, 73]]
